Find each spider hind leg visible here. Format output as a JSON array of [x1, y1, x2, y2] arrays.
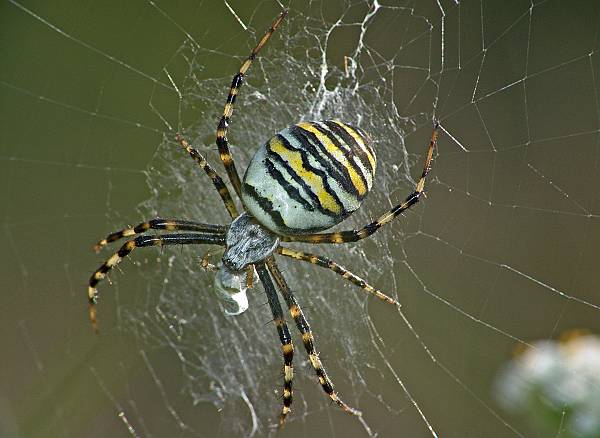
[[216, 10, 288, 198]]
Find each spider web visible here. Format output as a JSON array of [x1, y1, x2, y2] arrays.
[[2, 0, 600, 437]]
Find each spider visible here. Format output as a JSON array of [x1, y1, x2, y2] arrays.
[[88, 10, 439, 426]]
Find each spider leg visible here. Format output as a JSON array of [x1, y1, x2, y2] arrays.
[[276, 247, 399, 306], [94, 218, 226, 252], [175, 134, 239, 218], [246, 265, 255, 289], [88, 232, 226, 332], [216, 10, 287, 198], [281, 122, 439, 244], [265, 258, 362, 418], [255, 262, 294, 426]]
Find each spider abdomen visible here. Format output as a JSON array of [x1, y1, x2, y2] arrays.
[[241, 120, 376, 235]]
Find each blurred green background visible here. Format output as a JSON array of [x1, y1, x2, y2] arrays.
[[1, 1, 600, 437]]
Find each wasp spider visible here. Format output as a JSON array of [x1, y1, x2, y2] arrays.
[[88, 10, 439, 426]]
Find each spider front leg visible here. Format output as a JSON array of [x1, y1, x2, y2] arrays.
[[266, 258, 362, 418], [94, 218, 226, 252], [255, 263, 294, 426], [88, 232, 225, 332], [281, 122, 439, 244], [216, 10, 287, 198]]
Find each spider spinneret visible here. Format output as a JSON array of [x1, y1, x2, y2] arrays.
[[87, 10, 439, 427]]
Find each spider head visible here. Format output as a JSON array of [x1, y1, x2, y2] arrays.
[[222, 213, 279, 271]]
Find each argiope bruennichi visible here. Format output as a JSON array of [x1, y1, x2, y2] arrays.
[[88, 10, 439, 426]]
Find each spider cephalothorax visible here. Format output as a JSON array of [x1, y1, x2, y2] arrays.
[[88, 10, 438, 427], [215, 212, 279, 315]]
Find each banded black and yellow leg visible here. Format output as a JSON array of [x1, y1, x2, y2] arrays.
[[276, 247, 399, 306], [88, 232, 226, 332], [94, 219, 226, 252], [175, 133, 238, 218], [216, 11, 287, 198], [281, 122, 439, 244], [266, 258, 361, 418], [255, 263, 294, 426]]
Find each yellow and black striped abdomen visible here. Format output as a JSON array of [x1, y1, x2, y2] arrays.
[[241, 120, 376, 236]]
